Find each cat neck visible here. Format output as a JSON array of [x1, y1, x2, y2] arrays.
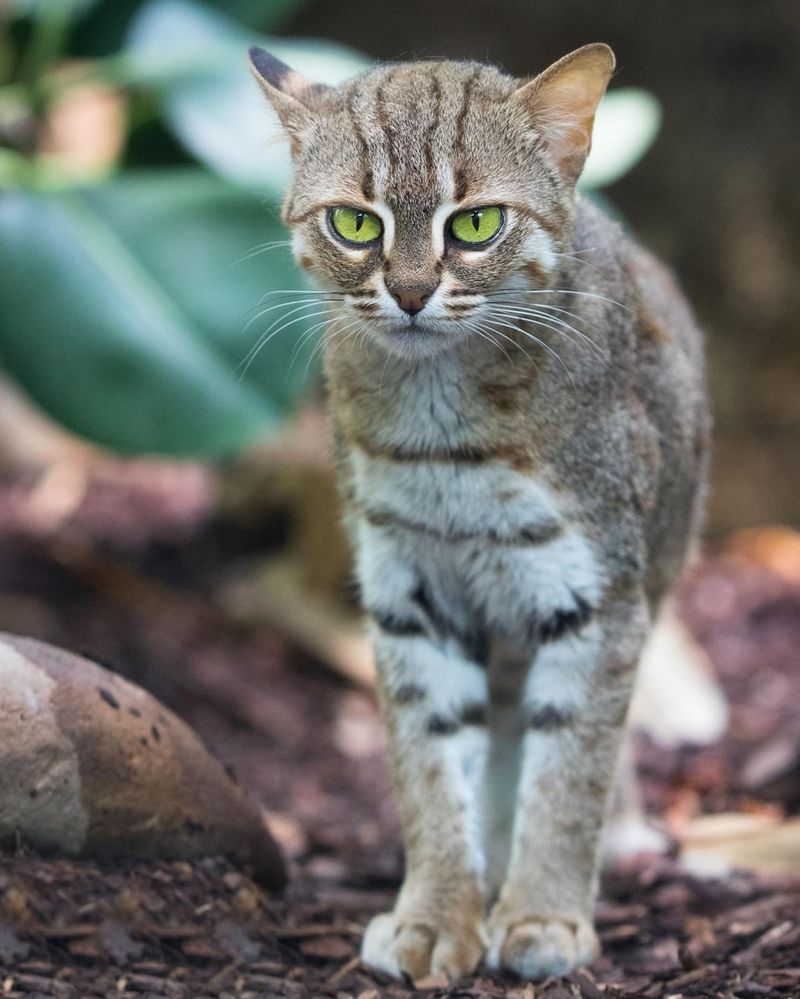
[[324, 306, 551, 468]]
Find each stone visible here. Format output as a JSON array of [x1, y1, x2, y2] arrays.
[[0, 633, 286, 888]]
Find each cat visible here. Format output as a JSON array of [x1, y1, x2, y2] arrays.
[[249, 43, 709, 982]]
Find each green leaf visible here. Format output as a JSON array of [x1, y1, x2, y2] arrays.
[[124, 0, 368, 190], [70, 0, 305, 60], [86, 170, 317, 408], [580, 88, 662, 191], [7, 0, 101, 17], [0, 171, 318, 456]]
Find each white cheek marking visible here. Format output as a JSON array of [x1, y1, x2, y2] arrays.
[[291, 229, 309, 261], [522, 227, 557, 273]]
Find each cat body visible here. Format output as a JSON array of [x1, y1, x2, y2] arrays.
[[250, 47, 709, 981]]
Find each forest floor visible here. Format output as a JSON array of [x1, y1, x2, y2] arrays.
[[1, 454, 799, 998]]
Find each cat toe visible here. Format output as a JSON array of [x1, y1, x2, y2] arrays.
[[361, 911, 484, 982], [361, 912, 407, 979], [487, 913, 598, 980]]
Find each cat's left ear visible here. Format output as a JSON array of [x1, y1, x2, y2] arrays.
[[248, 46, 329, 148], [513, 43, 616, 183]]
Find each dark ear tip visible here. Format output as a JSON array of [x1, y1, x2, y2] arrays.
[[248, 45, 292, 89], [247, 45, 270, 73]]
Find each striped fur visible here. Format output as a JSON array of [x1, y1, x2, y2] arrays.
[[251, 43, 709, 983]]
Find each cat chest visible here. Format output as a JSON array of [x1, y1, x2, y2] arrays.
[[349, 450, 564, 545], [349, 448, 605, 643]]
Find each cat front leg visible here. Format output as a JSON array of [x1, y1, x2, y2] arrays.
[[486, 590, 649, 979], [361, 622, 489, 981]]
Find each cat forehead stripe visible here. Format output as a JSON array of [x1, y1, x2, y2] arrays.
[[350, 63, 496, 205]]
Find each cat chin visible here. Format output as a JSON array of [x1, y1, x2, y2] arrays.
[[370, 326, 467, 361]]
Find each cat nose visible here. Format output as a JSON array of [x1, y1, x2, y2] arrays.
[[388, 284, 437, 316]]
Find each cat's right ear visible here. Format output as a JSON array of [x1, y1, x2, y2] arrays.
[[512, 43, 616, 183], [248, 46, 326, 147]]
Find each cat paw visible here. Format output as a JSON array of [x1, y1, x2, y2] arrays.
[[486, 912, 598, 979], [361, 911, 484, 982]]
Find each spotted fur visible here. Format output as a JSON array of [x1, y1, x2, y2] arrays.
[[250, 42, 709, 983]]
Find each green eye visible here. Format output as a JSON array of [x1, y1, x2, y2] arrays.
[[450, 206, 504, 245], [329, 206, 382, 245]]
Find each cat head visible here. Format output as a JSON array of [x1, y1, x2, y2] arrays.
[[249, 45, 615, 359]]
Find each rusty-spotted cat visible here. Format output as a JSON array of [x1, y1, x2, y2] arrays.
[[249, 43, 709, 981]]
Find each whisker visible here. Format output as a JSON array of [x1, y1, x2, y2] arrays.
[[483, 316, 576, 391], [462, 320, 512, 362], [558, 246, 602, 258], [492, 298, 605, 338], [258, 288, 346, 298], [324, 318, 368, 368], [464, 320, 530, 364], [485, 288, 631, 312], [489, 305, 610, 365], [552, 249, 605, 276], [491, 307, 592, 364], [289, 315, 340, 371], [251, 287, 346, 310], [304, 316, 362, 380], [500, 300, 596, 326], [299, 316, 344, 378], [230, 240, 294, 267], [468, 316, 542, 366], [240, 301, 331, 370], [238, 306, 336, 379], [378, 344, 393, 400], [243, 297, 336, 335]]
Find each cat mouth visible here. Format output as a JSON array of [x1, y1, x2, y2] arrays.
[[369, 317, 466, 359]]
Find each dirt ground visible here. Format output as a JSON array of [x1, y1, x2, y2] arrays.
[[1, 458, 799, 997]]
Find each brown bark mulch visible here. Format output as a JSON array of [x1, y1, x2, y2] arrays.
[[2, 853, 800, 998], [1, 461, 799, 996]]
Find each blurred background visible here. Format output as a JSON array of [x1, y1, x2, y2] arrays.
[[2, 0, 798, 530], [1, 0, 800, 970]]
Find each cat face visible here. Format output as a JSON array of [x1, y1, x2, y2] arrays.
[[250, 47, 614, 359]]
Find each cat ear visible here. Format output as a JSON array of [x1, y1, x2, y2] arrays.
[[248, 46, 328, 146], [513, 43, 616, 182]]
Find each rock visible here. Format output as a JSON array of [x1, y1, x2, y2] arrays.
[[0, 633, 286, 888]]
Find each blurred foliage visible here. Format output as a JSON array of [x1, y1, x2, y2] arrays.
[[0, 0, 661, 457]]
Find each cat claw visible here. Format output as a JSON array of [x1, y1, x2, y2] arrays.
[[361, 911, 484, 982], [486, 912, 598, 979]]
